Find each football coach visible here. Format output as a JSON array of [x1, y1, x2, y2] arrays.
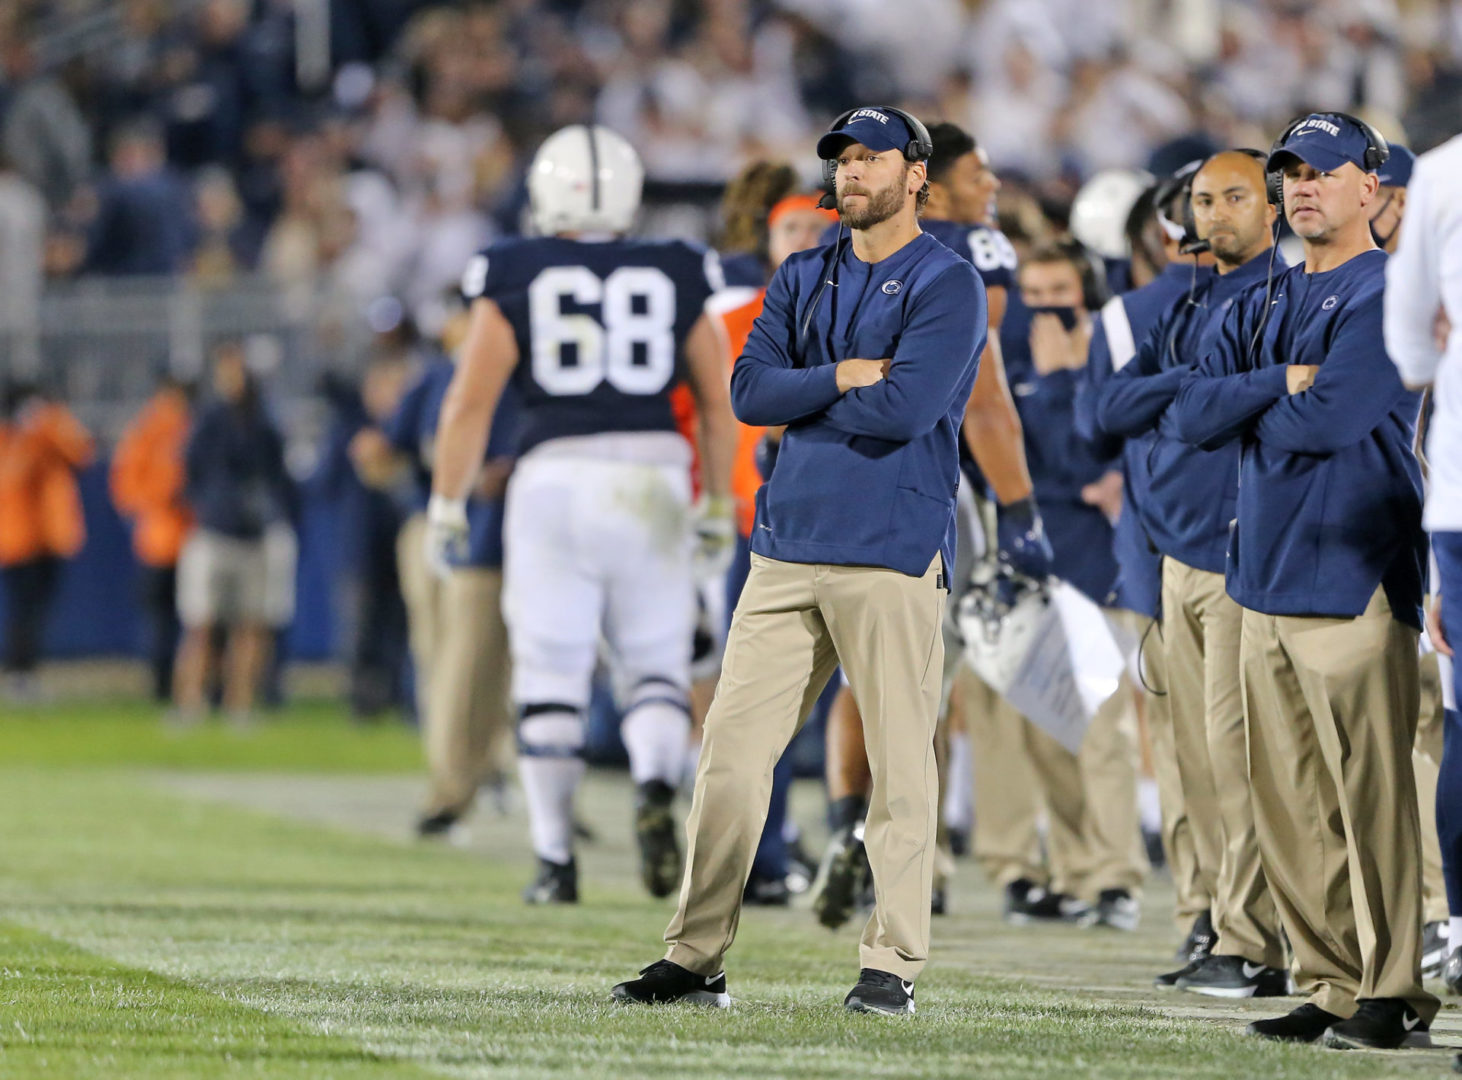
[[1172, 112, 1433, 1049], [613, 106, 985, 1016]]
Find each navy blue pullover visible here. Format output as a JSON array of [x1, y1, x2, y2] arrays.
[[184, 399, 289, 540], [1078, 262, 1212, 614], [1170, 249, 1425, 627], [1096, 250, 1278, 575], [731, 231, 984, 579]]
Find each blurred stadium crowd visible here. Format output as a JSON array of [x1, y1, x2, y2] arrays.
[[0, 0, 1459, 334]]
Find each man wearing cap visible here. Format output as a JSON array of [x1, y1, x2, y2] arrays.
[[613, 106, 984, 1016], [1172, 113, 1433, 1049], [1371, 144, 1415, 254]]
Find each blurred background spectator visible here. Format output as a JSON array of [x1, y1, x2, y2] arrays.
[[0, 379, 93, 700]]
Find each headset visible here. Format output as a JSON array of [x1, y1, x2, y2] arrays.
[[1264, 111, 1389, 207], [818, 105, 934, 203], [1163, 148, 1270, 255], [800, 106, 934, 354]]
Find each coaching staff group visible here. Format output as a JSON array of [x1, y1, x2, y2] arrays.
[[613, 106, 985, 1016]]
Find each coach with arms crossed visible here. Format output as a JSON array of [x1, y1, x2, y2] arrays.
[[614, 106, 984, 1015], [1172, 113, 1433, 1049]]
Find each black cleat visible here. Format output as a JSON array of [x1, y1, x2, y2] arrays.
[[1322, 998, 1431, 1050], [1154, 958, 1202, 991], [742, 869, 791, 907], [612, 959, 730, 1007], [1445, 947, 1462, 995], [1423, 920, 1451, 978], [1176, 910, 1216, 963], [634, 780, 682, 898], [844, 968, 914, 1015], [1245, 1003, 1343, 1043], [415, 808, 463, 839], [811, 822, 871, 930], [1175, 954, 1290, 998], [1003, 878, 1089, 925], [1079, 888, 1140, 931], [931, 883, 947, 917], [948, 826, 970, 858], [522, 856, 577, 904]]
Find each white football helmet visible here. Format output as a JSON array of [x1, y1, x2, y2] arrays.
[[528, 124, 644, 237], [1069, 168, 1153, 260], [956, 558, 1050, 695]]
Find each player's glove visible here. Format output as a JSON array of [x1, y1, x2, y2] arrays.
[[425, 494, 469, 579], [692, 494, 736, 581], [996, 496, 1054, 582]]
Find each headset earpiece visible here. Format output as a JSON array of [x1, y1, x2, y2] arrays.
[[1265, 113, 1389, 209]]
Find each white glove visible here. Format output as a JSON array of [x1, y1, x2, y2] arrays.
[[425, 494, 469, 579], [692, 494, 736, 581]]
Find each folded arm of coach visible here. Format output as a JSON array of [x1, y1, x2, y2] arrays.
[[1169, 249, 1426, 627]]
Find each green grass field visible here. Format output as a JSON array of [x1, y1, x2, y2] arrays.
[[2, 700, 1458, 1078]]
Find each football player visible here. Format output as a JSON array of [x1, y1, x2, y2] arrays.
[[427, 125, 736, 904]]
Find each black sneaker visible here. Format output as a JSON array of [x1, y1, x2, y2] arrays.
[[1423, 920, 1451, 978], [1154, 958, 1202, 991], [931, 881, 948, 916], [844, 968, 915, 1016], [1444, 947, 1462, 995], [1004, 879, 1089, 925], [742, 869, 790, 906], [1322, 998, 1431, 1050], [1176, 910, 1216, 963], [611, 959, 730, 1007], [634, 780, 682, 898], [522, 856, 577, 904], [1245, 1003, 1344, 1043], [1080, 888, 1140, 931], [1175, 954, 1290, 998], [811, 822, 871, 930]]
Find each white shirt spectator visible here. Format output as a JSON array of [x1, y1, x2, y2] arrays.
[[1384, 134, 1462, 530]]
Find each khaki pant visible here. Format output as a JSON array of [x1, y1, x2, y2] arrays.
[[1163, 559, 1282, 966], [966, 660, 1147, 900], [1242, 589, 1437, 1021], [423, 566, 514, 816], [665, 553, 944, 981], [1417, 650, 1448, 924], [1140, 616, 1208, 930], [397, 513, 445, 722]]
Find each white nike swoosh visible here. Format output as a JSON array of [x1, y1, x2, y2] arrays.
[[707, 973, 724, 986], [900, 980, 914, 995], [1241, 962, 1266, 979], [1403, 1013, 1421, 1031]]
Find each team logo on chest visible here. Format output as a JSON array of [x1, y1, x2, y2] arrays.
[[1322, 295, 1340, 311], [881, 279, 903, 295]]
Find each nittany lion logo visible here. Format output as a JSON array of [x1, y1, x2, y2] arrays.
[[1322, 295, 1340, 310], [881, 280, 903, 295]]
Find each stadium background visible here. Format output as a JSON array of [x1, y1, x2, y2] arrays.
[[0, 0, 1458, 668]]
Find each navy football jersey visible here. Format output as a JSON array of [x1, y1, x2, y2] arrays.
[[819, 218, 1017, 291], [461, 236, 723, 454]]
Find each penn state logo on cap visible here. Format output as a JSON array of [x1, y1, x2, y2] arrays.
[[881, 279, 903, 295]]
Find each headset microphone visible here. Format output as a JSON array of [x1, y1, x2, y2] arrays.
[[817, 190, 837, 211], [1180, 237, 1211, 256]]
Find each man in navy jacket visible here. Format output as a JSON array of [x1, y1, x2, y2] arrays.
[[615, 107, 983, 1016], [1097, 151, 1287, 998], [1171, 114, 1433, 1049]]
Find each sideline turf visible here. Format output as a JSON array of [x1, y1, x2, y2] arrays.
[[0, 700, 420, 772], [0, 707, 1454, 1077]]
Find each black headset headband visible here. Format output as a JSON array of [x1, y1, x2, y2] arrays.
[[1265, 112, 1390, 205], [819, 106, 934, 189]]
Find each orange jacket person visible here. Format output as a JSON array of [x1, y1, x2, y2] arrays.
[[111, 376, 194, 701], [0, 382, 94, 697]]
